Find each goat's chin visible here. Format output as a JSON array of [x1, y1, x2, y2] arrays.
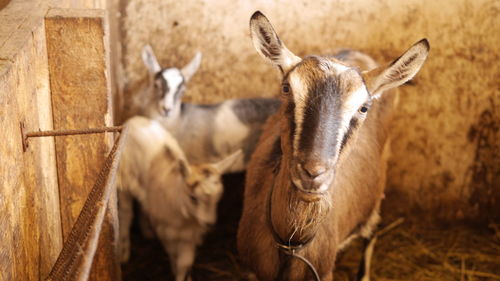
[[292, 182, 329, 202], [195, 216, 216, 229]]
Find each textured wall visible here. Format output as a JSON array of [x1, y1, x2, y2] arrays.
[[122, 0, 499, 222]]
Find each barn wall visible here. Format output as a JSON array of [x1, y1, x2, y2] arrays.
[[121, 0, 499, 222]]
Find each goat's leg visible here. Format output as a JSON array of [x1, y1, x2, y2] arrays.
[[157, 232, 196, 281], [356, 236, 378, 281], [118, 191, 134, 263], [171, 241, 196, 281], [242, 271, 259, 281]]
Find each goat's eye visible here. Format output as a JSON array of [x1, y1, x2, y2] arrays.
[[154, 82, 162, 91], [282, 84, 290, 93], [189, 181, 199, 188], [189, 194, 198, 204], [359, 106, 368, 113]]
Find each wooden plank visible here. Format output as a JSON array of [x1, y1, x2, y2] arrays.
[[0, 5, 62, 280], [45, 8, 120, 281], [16, 40, 42, 280], [31, 19, 63, 279], [49, 0, 106, 9], [0, 0, 47, 60], [107, 0, 125, 124], [0, 54, 23, 281]]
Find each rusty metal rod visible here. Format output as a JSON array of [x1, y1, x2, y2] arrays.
[[25, 126, 123, 138], [20, 123, 124, 152], [45, 126, 128, 281]]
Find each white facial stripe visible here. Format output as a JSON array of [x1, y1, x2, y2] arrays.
[[161, 68, 184, 109], [289, 73, 308, 155], [318, 59, 349, 74], [337, 86, 370, 147], [344, 85, 369, 113], [333, 63, 349, 73]]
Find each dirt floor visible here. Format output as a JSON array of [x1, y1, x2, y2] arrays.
[[121, 173, 500, 281]]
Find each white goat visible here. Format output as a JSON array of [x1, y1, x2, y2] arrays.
[[134, 45, 281, 172], [118, 116, 240, 281]]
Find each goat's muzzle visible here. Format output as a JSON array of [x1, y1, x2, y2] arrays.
[[291, 160, 334, 198], [160, 106, 171, 117]]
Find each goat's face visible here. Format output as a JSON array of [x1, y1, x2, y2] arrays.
[[186, 165, 224, 227], [183, 150, 241, 226], [249, 11, 429, 198], [152, 68, 185, 117], [281, 58, 372, 195], [142, 45, 202, 117]]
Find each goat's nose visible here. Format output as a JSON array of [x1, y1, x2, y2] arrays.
[[299, 162, 326, 179], [162, 107, 170, 116]]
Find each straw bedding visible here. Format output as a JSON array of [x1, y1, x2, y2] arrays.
[[122, 173, 499, 280]]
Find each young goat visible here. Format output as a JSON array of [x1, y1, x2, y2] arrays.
[[137, 45, 281, 172], [118, 116, 240, 281], [237, 12, 430, 281]]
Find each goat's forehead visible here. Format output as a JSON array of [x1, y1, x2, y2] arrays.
[[193, 164, 217, 173], [288, 56, 365, 100], [191, 165, 219, 181], [316, 56, 350, 74], [293, 56, 350, 77], [159, 68, 183, 86], [191, 166, 222, 193]]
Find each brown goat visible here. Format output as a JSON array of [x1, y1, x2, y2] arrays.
[[237, 11, 429, 281]]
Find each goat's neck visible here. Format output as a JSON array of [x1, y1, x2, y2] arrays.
[[156, 103, 183, 132], [269, 146, 331, 246], [166, 102, 183, 126]]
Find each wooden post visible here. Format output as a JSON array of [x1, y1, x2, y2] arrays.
[[0, 1, 62, 280], [45, 8, 120, 281]]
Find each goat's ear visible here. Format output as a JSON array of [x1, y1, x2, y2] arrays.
[[163, 145, 192, 178], [178, 159, 192, 179], [363, 39, 430, 99], [181, 51, 202, 82], [142, 45, 162, 74], [249, 11, 301, 74], [212, 149, 243, 173]]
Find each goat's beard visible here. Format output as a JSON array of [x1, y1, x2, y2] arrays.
[[287, 189, 332, 242]]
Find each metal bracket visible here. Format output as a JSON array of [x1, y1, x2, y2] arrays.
[[20, 122, 28, 152]]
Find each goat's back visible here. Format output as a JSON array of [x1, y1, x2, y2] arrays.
[[159, 98, 280, 172], [118, 116, 186, 201]]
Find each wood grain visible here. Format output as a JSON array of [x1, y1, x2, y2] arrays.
[[0, 1, 61, 280], [45, 8, 120, 281]]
